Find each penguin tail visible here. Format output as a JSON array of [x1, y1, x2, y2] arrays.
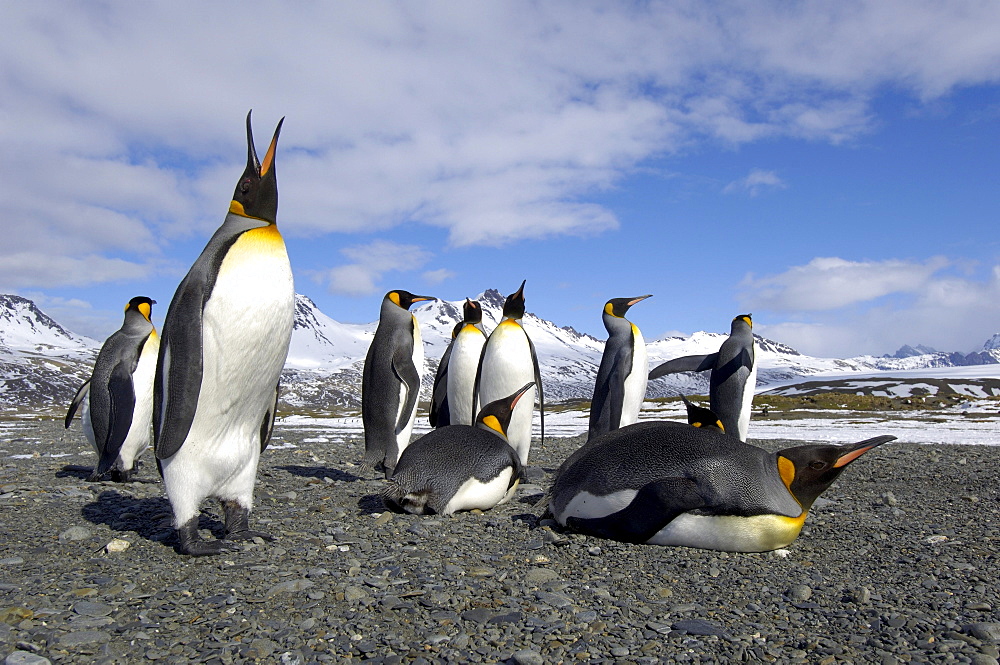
[[532, 492, 552, 512]]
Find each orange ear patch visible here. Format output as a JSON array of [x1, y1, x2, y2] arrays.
[[777, 455, 795, 489]]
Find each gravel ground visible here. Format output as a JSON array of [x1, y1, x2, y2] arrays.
[[1, 416, 999, 665]]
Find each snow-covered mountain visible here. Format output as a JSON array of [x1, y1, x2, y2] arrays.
[[3, 292, 999, 412], [0, 295, 99, 410]]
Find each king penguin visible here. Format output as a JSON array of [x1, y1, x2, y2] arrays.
[[649, 314, 756, 441], [589, 294, 652, 440], [153, 111, 294, 556], [362, 289, 436, 476], [383, 382, 533, 515], [474, 281, 544, 467], [65, 296, 159, 482], [430, 299, 487, 428], [549, 421, 895, 552]]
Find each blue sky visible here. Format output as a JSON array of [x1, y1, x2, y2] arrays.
[[3, 2, 1000, 358]]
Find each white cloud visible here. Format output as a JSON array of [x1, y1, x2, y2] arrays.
[[422, 268, 455, 285], [326, 241, 432, 297], [1, 2, 999, 290], [741, 256, 950, 311], [723, 169, 787, 197], [746, 260, 1000, 357]]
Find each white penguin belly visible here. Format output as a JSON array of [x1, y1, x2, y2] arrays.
[[447, 332, 486, 426], [479, 321, 536, 464], [161, 226, 293, 521], [648, 511, 805, 553], [395, 315, 423, 460], [619, 327, 647, 427], [117, 332, 159, 469], [737, 356, 758, 441], [442, 470, 516, 515], [81, 395, 97, 455], [557, 489, 639, 522]]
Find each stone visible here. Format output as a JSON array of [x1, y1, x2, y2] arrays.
[[5, 652, 52, 665], [266, 579, 315, 597], [58, 526, 92, 542], [524, 567, 560, 585], [512, 649, 545, 665], [73, 602, 113, 617], [967, 623, 1000, 644], [56, 630, 111, 647]]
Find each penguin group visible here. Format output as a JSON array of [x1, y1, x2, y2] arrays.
[[63, 111, 894, 557]]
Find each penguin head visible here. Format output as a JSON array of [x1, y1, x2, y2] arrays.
[[387, 290, 436, 311], [476, 382, 535, 440], [463, 298, 483, 324], [604, 294, 652, 318], [682, 396, 724, 433], [731, 313, 753, 331], [124, 296, 156, 323], [775, 435, 896, 511], [502, 280, 527, 320], [229, 110, 284, 224]]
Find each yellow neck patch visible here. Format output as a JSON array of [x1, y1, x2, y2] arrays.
[[389, 292, 401, 307], [481, 415, 504, 435], [604, 303, 616, 316], [777, 455, 795, 490], [138, 302, 151, 321]]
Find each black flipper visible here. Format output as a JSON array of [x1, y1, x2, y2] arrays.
[[429, 341, 454, 428], [391, 345, 421, 434], [649, 353, 718, 380], [528, 334, 545, 446], [94, 361, 136, 478], [259, 381, 279, 453], [565, 478, 706, 544], [65, 380, 91, 428]]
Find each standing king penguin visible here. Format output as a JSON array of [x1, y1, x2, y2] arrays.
[[589, 294, 652, 440], [430, 299, 487, 428], [474, 281, 543, 467], [153, 112, 294, 556], [65, 296, 159, 482], [549, 421, 895, 552], [384, 382, 533, 515], [649, 314, 756, 441], [362, 289, 435, 476]]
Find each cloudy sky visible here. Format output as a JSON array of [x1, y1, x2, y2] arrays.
[[3, 2, 1000, 358]]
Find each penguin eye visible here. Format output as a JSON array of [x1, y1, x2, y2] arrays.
[[241, 179, 252, 194], [809, 461, 827, 470]]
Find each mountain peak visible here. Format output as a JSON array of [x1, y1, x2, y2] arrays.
[[885, 344, 938, 359], [983, 333, 1000, 352], [0, 294, 97, 353]]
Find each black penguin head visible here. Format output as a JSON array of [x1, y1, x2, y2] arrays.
[[230, 111, 284, 224], [604, 294, 652, 318], [476, 382, 535, 439], [387, 290, 435, 310], [776, 435, 895, 511], [463, 298, 483, 324], [731, 313, 752, 331], [502, 280, 527, 320], [682, 396, 724, 433], [124, 296, 156, 323]]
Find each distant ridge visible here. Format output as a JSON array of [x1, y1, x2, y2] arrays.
[[2, 292, 998, 411]]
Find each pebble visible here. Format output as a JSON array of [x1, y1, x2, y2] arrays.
[[2, 421, 999, 665], [58, 526, 92, 542], [4, 653, 52, 665], [73, 601, 113, 617], [968, 623, 1000, 644]]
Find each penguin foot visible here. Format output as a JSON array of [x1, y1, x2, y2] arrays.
[[221, 500, 275, 543], [176, 518, 229, 557]]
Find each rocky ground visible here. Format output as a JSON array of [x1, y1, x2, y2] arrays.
[[1, 416, 999, 665]]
